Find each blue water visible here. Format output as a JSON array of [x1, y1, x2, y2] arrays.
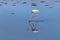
[[0, 0, 60, 40]]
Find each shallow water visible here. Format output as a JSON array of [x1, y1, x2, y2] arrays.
[[0, 0, 60, 40]]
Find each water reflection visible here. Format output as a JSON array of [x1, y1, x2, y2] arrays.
[[40, 1, 46, 3], [4, 2, 8, 5], [32, 3, 37, 6], [54, 1, 60, 2], [11, 13, 15, 15], [28, 9, 40, 32], [28, 20, 39, 33], [12, 4, 16, 6], [23, 2, 27, 4], [0, 0, 59, 6], [12, 3, 16, 6], [49, 7, 53, 8], [0, 4, 2, 6], [28, 20, 44, 22], [44, 4, 49, 6], [32, 28, 39, 32]]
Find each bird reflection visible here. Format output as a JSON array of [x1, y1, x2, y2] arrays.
[[28, 20, 39, 32], [0, 4, 2, 6], [40, 1, 46, 3], [32, 3, 37, 6], [32, 28, 39, 32], [28, 9, 40, 32], [49, 7, 53, 8], [23, 2, 27, 4], [4, 2, 8, 5], [12, 3, 16, 6], [12, 4, 16, 6], [11, 13, 15, 15], [44, 4, 49, 6], [28, 20, 44, 22]]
